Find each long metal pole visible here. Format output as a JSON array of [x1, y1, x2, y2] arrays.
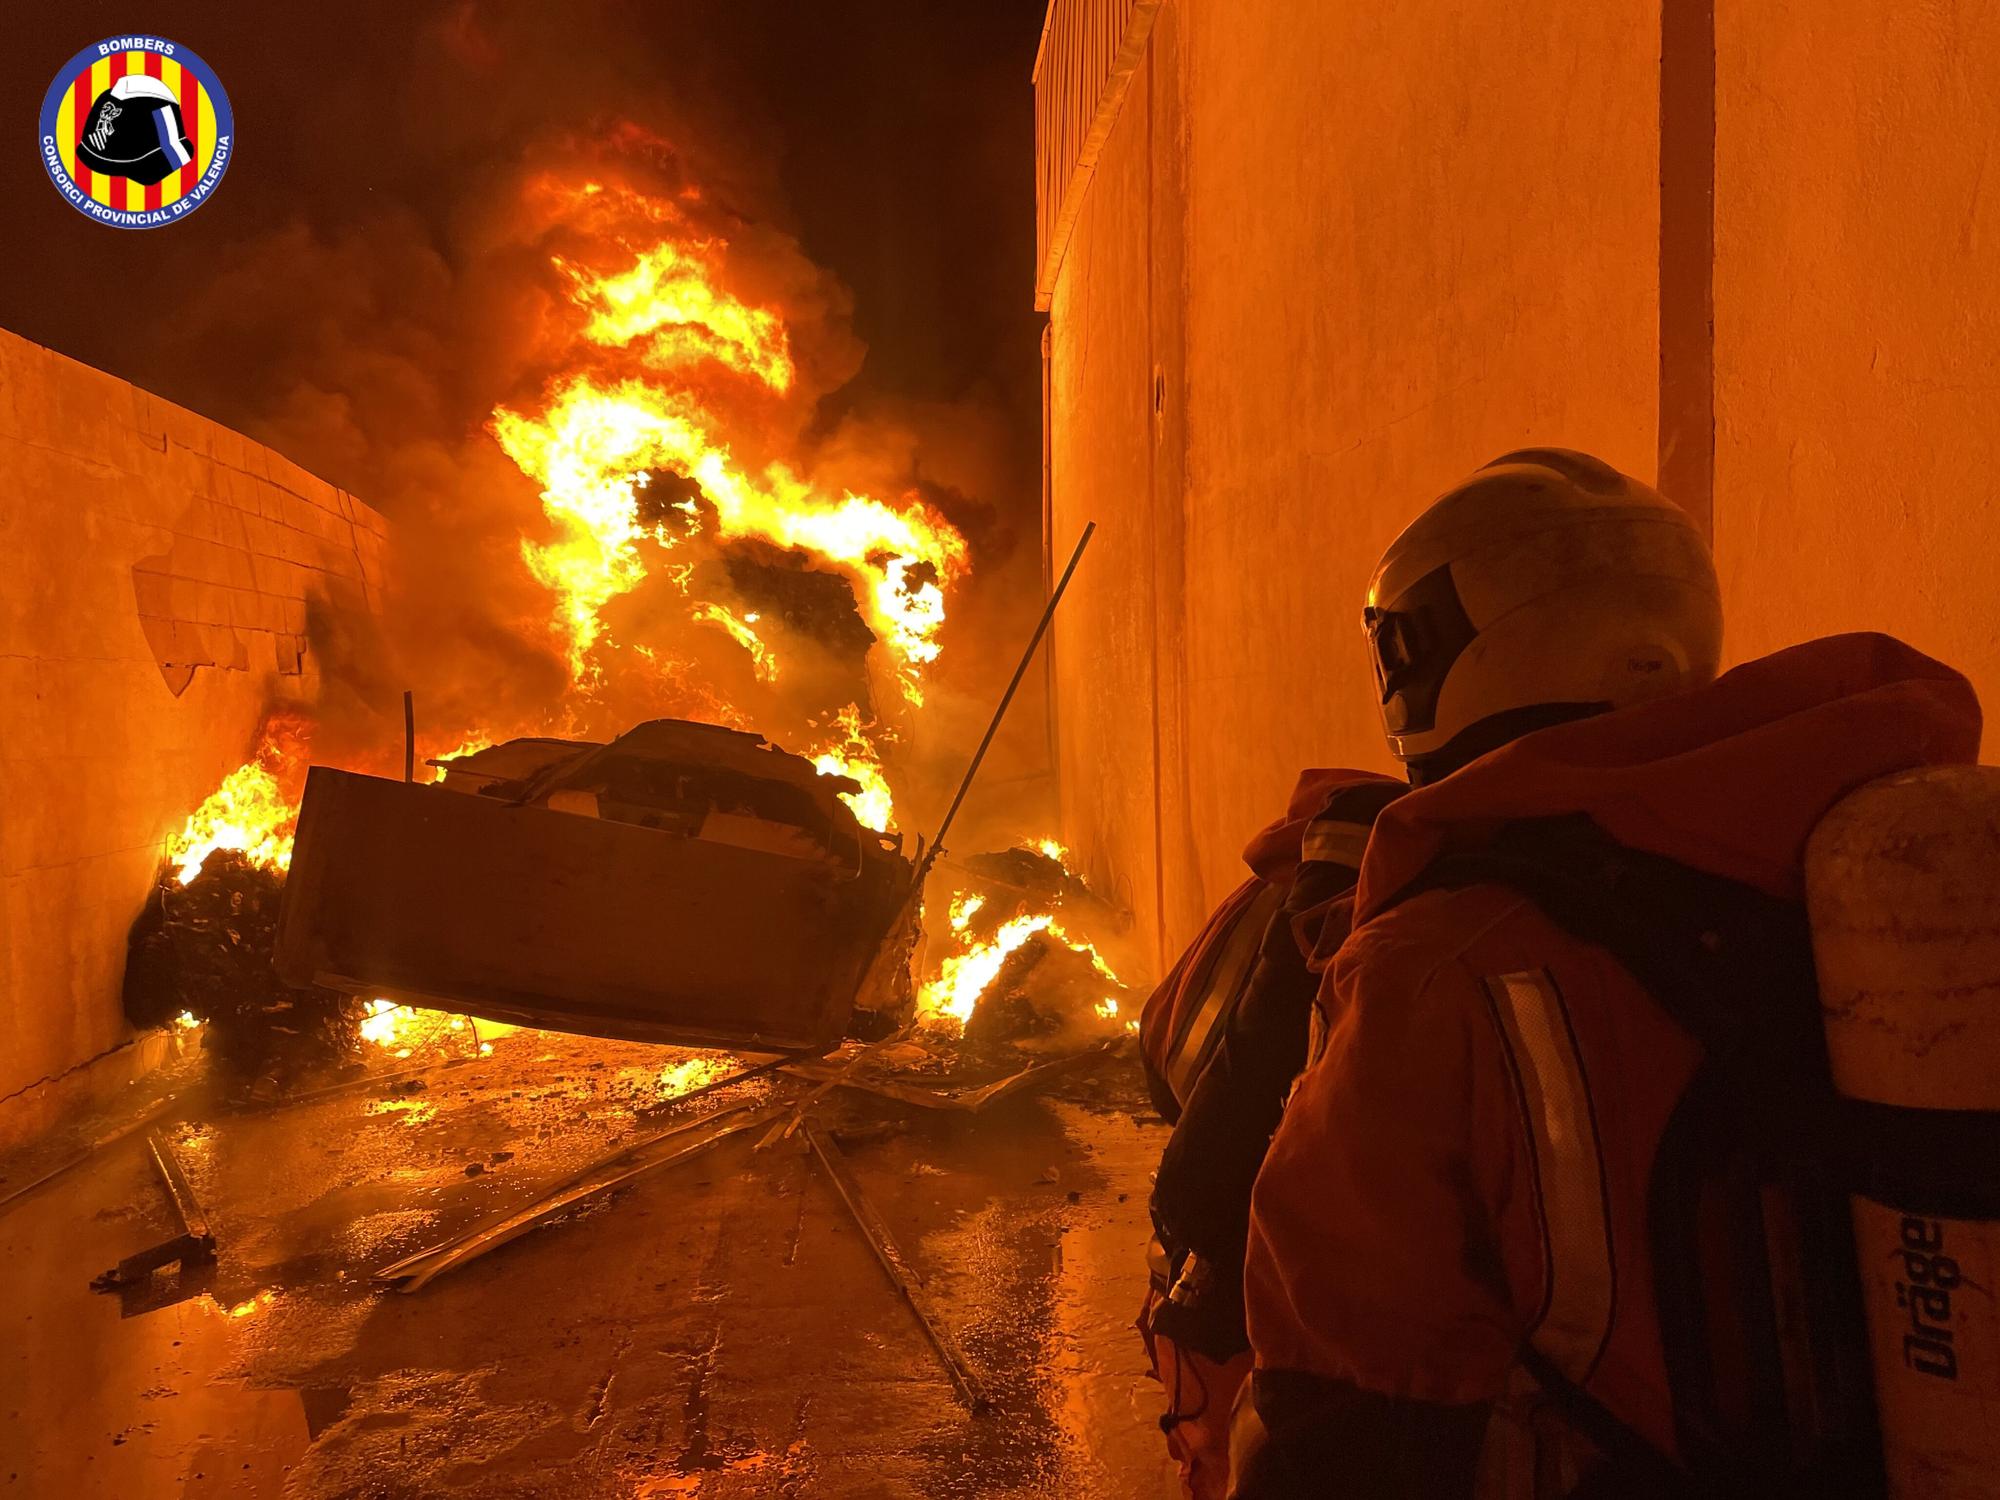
[[774, 522, 1099, 1147], [924, 520, 1094, 865]]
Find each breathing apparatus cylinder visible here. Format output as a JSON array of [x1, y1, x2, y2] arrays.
[[1806, 765, 2000, 1498]]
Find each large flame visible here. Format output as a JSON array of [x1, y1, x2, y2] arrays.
[[165, 728, 308, 884], [561, 242, 794, 391], [497, 374, 967, 700], [157, 165, 1007, 1067], [920, 910, 1054, 1027], [497, 183, 970, 707]]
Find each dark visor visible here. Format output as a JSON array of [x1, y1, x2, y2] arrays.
[[1362, 562, 1477, 736]]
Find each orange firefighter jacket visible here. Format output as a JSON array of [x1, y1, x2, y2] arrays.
[[1241, 634, 1982, 1487]]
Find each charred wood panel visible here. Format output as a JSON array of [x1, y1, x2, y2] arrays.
[[275, 768, 904, 1053]]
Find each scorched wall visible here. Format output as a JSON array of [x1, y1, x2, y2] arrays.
[[0, 327, 385, 1140], [1037, 0, 2000, 971]]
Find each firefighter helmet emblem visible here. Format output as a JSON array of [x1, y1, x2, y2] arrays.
[[38, 35, 234, 228]]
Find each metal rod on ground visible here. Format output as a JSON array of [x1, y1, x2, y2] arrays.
[[146, 1130, 213, 1252], [90, 1130, 216, 1290], [0, 1093, 186, 1216], [403, 691, 416, 783], [802, 1120, 991, 1413], [377, 1101, 781, 1292]]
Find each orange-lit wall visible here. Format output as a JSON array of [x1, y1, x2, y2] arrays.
[[1043, 0, 2000, 972], [1046, 0, 1663, 965], [1713, 5, 2000, 719], [0, 328, 385, 1140]]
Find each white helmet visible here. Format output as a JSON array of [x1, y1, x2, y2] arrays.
[[1363, 449, 1722, 775]]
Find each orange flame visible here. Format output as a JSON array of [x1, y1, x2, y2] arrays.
[[919, 909, 1053, 1027], [359, 998, 514, 1058], [809, 703, 896, 832], [165, 728, 307, 884], [425, 732, 496, 784], [497, 179, 969, 711], [498, 374, 967, 702], [560, 243, 794, 391], [693, 602, 779, 683], [916, 879, 1129, 1030]]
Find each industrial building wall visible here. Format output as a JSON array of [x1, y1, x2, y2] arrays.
[[1040, 0, 2000, 973], [0, 327, 385, 1139], [1712, 5, 2000, 716], [1042, 0, 1663, 966]]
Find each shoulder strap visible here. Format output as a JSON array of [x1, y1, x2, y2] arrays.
[[1391, 814, 1820, 1079], [1393, 815, 2000, 1213], [1386, 815, 1882, 1496]]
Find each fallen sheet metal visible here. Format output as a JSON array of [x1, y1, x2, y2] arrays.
[[778, 1040, 1117, 1114], [90, 1130, 216, 1291], [377, 1099, 784, 1292], [803, 1120, 990, 1413], [275, 720, 912, 1054]]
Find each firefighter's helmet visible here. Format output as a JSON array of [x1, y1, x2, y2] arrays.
[[1364, 449, 1722, 772], [77, 75, 194, 187]]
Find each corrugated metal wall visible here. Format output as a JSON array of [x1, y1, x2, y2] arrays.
[[1033, 0, 1162, 310]]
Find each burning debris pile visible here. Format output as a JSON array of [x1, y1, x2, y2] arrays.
[[919, 843, 1136, 1046], [122, 725, 349, 1086], [124, 851, 362, 1084], [128, 715, 1134, 1095], [404, 157, 980, 793], [120, 135, 1129, 1098]]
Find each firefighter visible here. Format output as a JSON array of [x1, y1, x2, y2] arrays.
[[1138, 769, 1404, 1499], [1234, 449, 1984, 1498]]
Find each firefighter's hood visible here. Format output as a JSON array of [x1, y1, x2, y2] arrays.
[[1243, 768, 1403, 883], [1353, 632, 1982, 923]]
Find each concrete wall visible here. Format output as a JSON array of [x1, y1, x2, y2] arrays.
[[0, 326, 385, 1135], [1047, 13, 1168, 952], [1044, 0, 2000, 972], [1047, 0, 1663, 965], [1713, 3, 2000, 716]]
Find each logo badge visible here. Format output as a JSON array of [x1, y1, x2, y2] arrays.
[[38, 35, 233, 229]]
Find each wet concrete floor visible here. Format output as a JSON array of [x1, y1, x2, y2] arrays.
[[0, 1032, 1180, 1498]]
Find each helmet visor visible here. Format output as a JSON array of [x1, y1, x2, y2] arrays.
[[1363, 562, 1476, 741]]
